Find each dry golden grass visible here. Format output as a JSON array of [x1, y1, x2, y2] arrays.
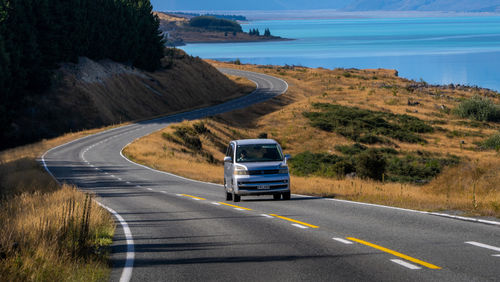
[[125, 61, 500, 218], [0, 184, 114, 281], [0, 125, 122, 281]]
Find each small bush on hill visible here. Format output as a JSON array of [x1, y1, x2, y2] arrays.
[[355, 149, 386, 181], [303, 103, 433, 144], [173, 125, 202, 151], [453, 95, 500, 122], [481, 132, 500, 151], [289, 144, 458, 183]]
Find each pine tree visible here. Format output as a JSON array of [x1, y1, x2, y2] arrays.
[[264, 28, 271, 37]]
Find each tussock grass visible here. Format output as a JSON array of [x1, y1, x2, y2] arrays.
[[0, 185, 114, 281], [125, 61, 500, 218], [0, 126, 118, 281]]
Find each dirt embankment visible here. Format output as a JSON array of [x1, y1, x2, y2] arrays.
[[13, 49, 254, 146]]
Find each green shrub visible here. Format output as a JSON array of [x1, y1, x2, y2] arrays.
[[355, 149, 386, 181], [303, 103, 432, 144], [193, 121, 209, 134], [288, 151, 344, 177], [334, 143, 367, 155], [290, 145, 457, 183], [386, 153, 459, 183], [172, 125, 202, 151], [481, 132, 500, 151], [454, 95, 500, 122]]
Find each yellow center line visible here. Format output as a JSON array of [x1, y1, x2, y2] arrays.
[[217, 202, 253, 210], [269, 214, 319, 228], [180, 194, 206, 201], [346, 237, 441, 269]]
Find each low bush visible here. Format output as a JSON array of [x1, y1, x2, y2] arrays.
[[355, 149, 386, 181], [386, 154, 459, 183], [453, 95, 500, 122], [172, 125, 203, 151], [289, 144, 458, 183], [303, 103, 433, 144], [481, 132, 500, 151]]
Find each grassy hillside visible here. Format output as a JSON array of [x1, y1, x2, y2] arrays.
[[124, 60, 500, 218], [8, 49, 254, 150]]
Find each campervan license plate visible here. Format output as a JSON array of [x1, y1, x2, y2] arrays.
[[257, 185, 270, 190]]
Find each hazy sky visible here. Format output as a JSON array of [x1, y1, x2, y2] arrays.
[[150, 0, 348, 11]]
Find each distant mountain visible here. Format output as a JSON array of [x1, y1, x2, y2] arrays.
[[344, 0, 500, 12]]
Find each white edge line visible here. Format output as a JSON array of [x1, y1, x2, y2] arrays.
[[97, 202, 135, 282], [212, 202, 221, 205], [492, 254, 500, 257], [325, 198, 500, 227], [390, 259, 421, 270], [333, 237, 353, 244], [234, 208, 245, 211], [41, 152, 134, 282], [261, 214, 273, 218], [291, 223, 308, 229], [465, 241, 500, 252]]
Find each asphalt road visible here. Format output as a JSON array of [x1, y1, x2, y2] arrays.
[[42, 68, 500, 282]]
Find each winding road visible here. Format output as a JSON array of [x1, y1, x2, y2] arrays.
[[43, 68, 500, 281]]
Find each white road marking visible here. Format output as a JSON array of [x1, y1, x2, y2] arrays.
[[176, 194, 182, 196], [136, 185, 141, 188], [117, 178, 122, 181], [492, 254, 500, 257], [325, 198, 500, 226], [126, 181, 131, 184], [146, 188, 153, 191], [211, 202, 221, 205], [391, 259, 421, 270], [291, 224, 308, 229], [261, 214, 273, 218], [160, 191, 167, 194], [465, 241, 500, 252], [234, 208, 245, 211], [97, 203, 134, 282], [111, 175, 115, 178], [333, 238, 353, 244]]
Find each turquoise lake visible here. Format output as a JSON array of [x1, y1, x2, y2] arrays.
[[180, 16, 500, 91]]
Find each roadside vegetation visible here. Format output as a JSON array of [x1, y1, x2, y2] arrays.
[[125, 61, 500, 218], [0, 127, 118, 281]]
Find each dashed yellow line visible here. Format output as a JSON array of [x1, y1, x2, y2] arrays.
[[218, 202, 252, 210], [346, 237, 441, 269], [180, 194, 206, 200], [269, 214, 319, 228]]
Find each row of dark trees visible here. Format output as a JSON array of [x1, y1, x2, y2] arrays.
[[248, 28, 271, 36], [189, 16, 242, 32], [0, 0, 165, 149]]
